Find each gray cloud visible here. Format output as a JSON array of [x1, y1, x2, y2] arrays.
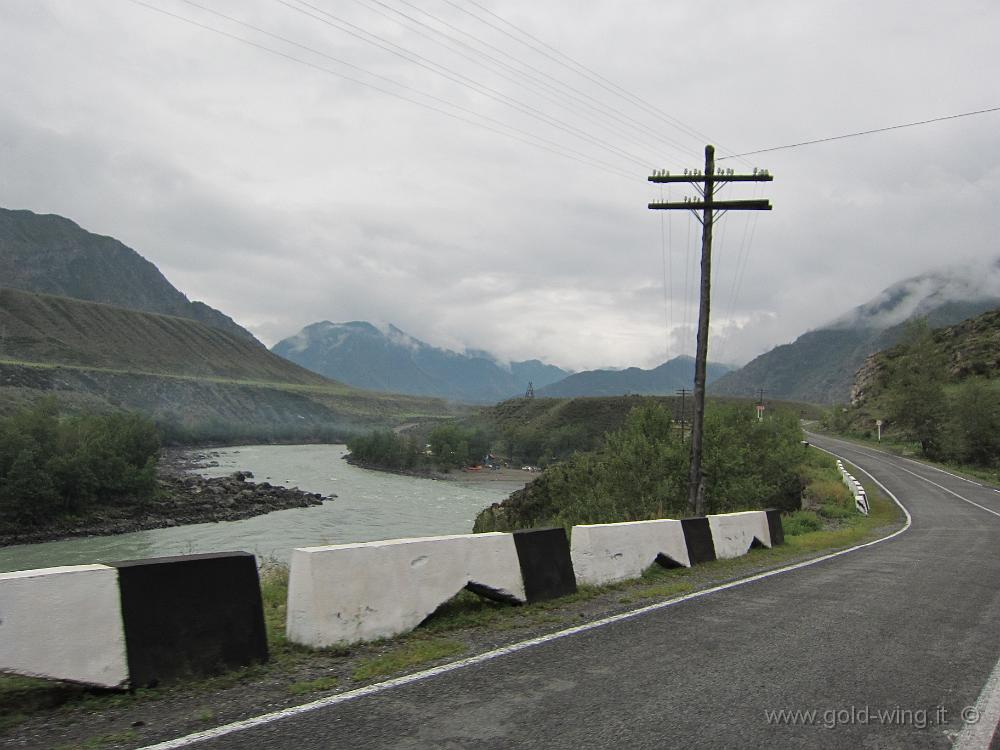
[[1, 0, 998, 372]]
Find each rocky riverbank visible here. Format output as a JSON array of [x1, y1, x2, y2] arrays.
[[0, 449, 334, 547]]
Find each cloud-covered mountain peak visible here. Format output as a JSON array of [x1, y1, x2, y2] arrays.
[[271, 320, 569, 403], [826, 256, 1000, 331]]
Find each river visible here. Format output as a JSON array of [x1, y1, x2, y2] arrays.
[[0, 444, 526, 573]]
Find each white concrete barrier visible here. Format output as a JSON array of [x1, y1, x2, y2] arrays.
[[287, 533, 526, 647], [570, 519, 690, 586], [0, 565, 128, 688], [707, 510, 773, 559], [837, 460, 869, 515], [0, 553, 269, 689]]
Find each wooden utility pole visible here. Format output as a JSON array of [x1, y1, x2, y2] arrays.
[[756, 388, 766, 421], [649, 146, 772, 515]]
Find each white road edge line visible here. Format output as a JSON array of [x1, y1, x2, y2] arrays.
[[954, 650, 1000, 750], [816, 435, 1000, 749], [136, 448, 913, 750], [811, 433, 987, 487], [815, 437, 1000, 519], [891, 465, 1000, 519]]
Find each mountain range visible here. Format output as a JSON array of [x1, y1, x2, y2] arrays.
[[0, 208, 458, 437], [5, 205, 996, 413], [537, 356, 731, 398], [272, 321, 569, 404], [710, 259, 1000, 404]]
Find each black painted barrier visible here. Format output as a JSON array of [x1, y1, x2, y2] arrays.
[[680, 517, 717, 564], [512, 527, 578, 603], [765, 509, 784, 547], [110, 551, 269, 687]]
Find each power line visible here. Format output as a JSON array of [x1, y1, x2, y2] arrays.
[[126, 0, 639, 180], [278, 0, 655, 168], [376, 0, 698, 161], [712, 181, 762, 366], [348, 0, 666, 158], [682, 209, 693, 356], [659, 184, 670, 361], [720, 106, 1000, 159], [450, 0, 748, 165]]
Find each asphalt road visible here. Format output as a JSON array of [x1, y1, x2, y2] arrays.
[[149, 434, 1000, 749]]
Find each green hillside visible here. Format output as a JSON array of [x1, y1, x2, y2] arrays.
[[711, 259, 1000, 404], [0, 288, 329, 385], [0, 289, 463, 441], [850, 308, 999, 412], [460, 394, 823, 467], [536, 356, 731, 398], [831, 310, 999, 473]]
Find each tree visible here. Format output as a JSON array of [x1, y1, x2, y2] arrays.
[[884, 320, 947, 457], [944, 381, 1000, 467]]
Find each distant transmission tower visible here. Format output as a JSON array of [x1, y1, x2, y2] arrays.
[[525, 381, 535, 399]]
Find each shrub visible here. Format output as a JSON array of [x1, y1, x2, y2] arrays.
[[783, 510, 823, 536], [0, 399, 160, 526], [347, 430, 423, 470], [475, 402, 809, 532]]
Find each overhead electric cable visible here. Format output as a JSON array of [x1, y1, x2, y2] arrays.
[[682, 210, 692, 356], [445, 0, 747, 163], [126, 0, 639, 180], [659, 184, 670, 361], [342, 0, 673, 159], [278, 0, 655, 168], [374, 0, 699, 160], [719, 106, 1000, 159]]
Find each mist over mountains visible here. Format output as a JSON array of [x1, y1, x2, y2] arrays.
[[272, 321, 569, 403], [537, 356, 732, 398], [5, 205, 996, 410], [710, 258, 1000, 404]]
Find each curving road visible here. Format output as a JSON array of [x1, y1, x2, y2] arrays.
[[145, 433, 1000, 749]]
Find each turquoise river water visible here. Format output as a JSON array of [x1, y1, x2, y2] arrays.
[[0, 444, 525, 573]]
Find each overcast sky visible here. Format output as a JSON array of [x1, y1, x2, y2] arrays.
[[1, 0, 998, 370]]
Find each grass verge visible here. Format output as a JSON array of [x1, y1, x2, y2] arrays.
[[351, 639, 466, 682]]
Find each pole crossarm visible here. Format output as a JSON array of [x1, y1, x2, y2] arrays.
[[647, 200, 772, 211], [647, 173, 773, 184]]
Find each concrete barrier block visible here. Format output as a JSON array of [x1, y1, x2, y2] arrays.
[[681, 517, 717, 564], [109, 552, 268, 687], [287, 533, 525, 647], [764, 509, 785, 546], [0, 565, 128, 688], [570, 519, 690, 586], [512, 528, 577, 602], [707, 511, 771, 559]]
